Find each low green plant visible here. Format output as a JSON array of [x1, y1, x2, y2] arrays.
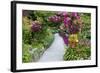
[[64, 43, 91, 60]]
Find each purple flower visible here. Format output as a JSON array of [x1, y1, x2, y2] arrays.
[[63, 17, 71, 27], [63, 35, 68, 45], [56, 11, 68, 17], [71, 12, 80, 19], [48, 15, 62, 23], [76, 15, 80, 19], [31, 21, 42, 32], [68, 24, 80, 34]]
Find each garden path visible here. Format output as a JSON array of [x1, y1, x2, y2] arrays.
[[38, 33, 65, 62]]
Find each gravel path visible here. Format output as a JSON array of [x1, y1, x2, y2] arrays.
[[38, 33, 65, 62]]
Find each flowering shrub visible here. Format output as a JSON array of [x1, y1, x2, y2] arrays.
[[64, 13, 91, 60], [48, 12, 82, 46], [22, 10, 91, 62], [48, 12, 91, 60]]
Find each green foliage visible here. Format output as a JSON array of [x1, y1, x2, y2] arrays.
[[22, 44, 32, 63], [23, 27, 32, 44], [64, 44, 91, 60], [79, 13, 91, 40]]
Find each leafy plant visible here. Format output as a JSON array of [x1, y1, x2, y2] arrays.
[[22, 44, 32, 63], [64, 44, 91, 60]]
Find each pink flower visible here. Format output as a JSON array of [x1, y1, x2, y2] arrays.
[[57, 11, 68, 17], [63, 17, 71, 27], [68, 24, 80, 34], [63, 35, 68, 45], [31, 21, 42, 32], [48, 15, 62, 23], [71, 12, 80, 19]]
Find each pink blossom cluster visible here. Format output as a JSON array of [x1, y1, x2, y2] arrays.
[[31, 21, 42, 32]]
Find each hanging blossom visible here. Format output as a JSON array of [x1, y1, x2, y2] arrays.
[[48, 15, 62, 23], [31, 21, 42, 32]]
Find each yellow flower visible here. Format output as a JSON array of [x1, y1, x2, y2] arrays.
[[69, 34, 78, 42]]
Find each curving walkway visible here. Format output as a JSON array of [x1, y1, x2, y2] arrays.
[[38, 33, 65, 62]]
